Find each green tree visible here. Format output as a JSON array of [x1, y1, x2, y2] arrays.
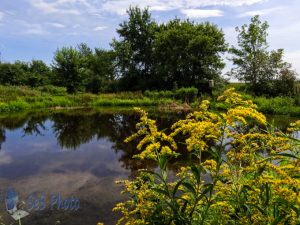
[[229, 15, 297, 95], [26, 60, 52, 87], [154, 19, 227, 89], [52, 47, 85, 93], [75, 43, 117, 94], [86, 48, 116, 93], [0, 62, 27, 85], [112, 6, 157, 91], [112, 7, 227, 91]]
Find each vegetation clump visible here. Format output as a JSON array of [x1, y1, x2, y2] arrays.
[[114, 88, 300, 225]]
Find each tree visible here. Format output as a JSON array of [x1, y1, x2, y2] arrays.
[[86, 48, 116, 93], [154, 19, 227, 89], [229, 15, 297, 95], [26, 60, 52, 87], [112, 7, 227, 91], [112, 6, 157, 91], [0, 62, 27, 85], [52, 47, 85, 93]]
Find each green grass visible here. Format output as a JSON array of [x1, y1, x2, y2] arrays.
[[213, 84, 300, 116], [0, 85, 300, 115], [252, 96, 300, 116], [0, 85, 176, 113]]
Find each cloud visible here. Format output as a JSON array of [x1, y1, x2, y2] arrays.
[[0, 152, 12, 165], [29, 0, 82, 15], [181, 9, 223, 18], [0, 11, 4, 22], [185, 0, 266, 8], [284, 50, 300, 76], [100, 0, 266, 15], [239, 7, 284, 17], [101, 0, 177, 15], [23, 23, 49, 35], [94, 26, 107, 31], [46, 22, 66, 28]]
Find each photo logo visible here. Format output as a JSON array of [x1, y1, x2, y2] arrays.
[[5, 187, 19, 214], [4, 187, 29, 221], [27, 192, 80, 211], [3, 187, 80, 221]]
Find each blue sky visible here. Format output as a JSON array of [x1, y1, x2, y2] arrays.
[[0, 0, 300, 76]]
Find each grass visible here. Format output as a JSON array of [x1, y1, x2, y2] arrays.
[[0, 85, 300, 116], [253, 96, 300, 116], [213, 93, 300, 116], [0, 85, 176, 113]]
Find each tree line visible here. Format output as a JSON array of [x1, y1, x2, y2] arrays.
[[0, 7, 298, 96]]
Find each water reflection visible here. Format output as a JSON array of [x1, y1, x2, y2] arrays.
[[0, 108, 183, 225]]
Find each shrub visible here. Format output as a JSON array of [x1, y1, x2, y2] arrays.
[[114, 88, 300, 225], [175, 87, 198, 103], [144, 90, 174, 99], [36, 85, 67, 96], [254, 96, 296, 114]]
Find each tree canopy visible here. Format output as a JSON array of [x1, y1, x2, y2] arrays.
[[229, 15, 297, 96], [113, 7, 227, 91], [154, 19, 227, 89]]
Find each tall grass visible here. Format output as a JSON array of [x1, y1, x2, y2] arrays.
[[0, 85, 176, 113], [214, 95, 300, 116], [1, 85, 300, 115], [253, 96, 300, 116]]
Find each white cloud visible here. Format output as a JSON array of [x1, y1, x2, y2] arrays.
[[94, 26, 107, 31], [186, 0, 266, 8], [100, 0, 266, 15], [285, 50, 300, 76], [46, 22, 65, 28], [181, 9, 223, 18], [23, 23, 49, 35], [29, 0, 81, 15], [239, 7, 284, 17], [0, 11, 4, 22], [72, 24, 80, 29]]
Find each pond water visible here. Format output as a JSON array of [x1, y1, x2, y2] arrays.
[[0, 108, 298, 225], [0, 108, 186, 225]]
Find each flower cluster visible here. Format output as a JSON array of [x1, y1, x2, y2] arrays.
[[114, 89, 300, 225], [124, 107, 178, 160]]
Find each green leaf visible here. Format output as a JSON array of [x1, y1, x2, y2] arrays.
[[246, 203, 266, 215], [182, 182, 197, 197], [141, 170, 164, 182], [264, 183, 270, 206], [180, 199, 189, 214], [172, 179, 185, 198], [190, 165, 201, 184], [202, 183, 213, 196], [152, 188, 170, 197], [159, 155, 168, 171], [276, 152, 299, 160]]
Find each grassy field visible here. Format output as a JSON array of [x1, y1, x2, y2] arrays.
[[0, 85, 175, 113], [0, 85, 300, 116]]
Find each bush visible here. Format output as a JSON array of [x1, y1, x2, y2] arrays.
[[36, 85, 67, 96], [144, 90, 174, 99], [254, 96, 296, 114], [114, 88, 300, 225], [175, 87, 198, 103]]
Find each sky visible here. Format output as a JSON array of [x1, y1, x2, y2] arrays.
[[0, 0, 300, 76]]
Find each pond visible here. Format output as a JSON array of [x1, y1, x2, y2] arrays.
[[0, 108, 298, 225], [0, 108, 187, 225]]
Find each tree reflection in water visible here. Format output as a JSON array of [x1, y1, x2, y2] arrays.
[[0, 109, 182, 175], [0, 109, 296, 173]]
